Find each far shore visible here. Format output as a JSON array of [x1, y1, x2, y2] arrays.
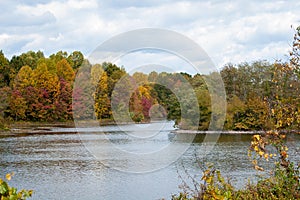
[[0, 121, 298, 136], [172, 129, 264, 135], [173, 129, 299, 135]]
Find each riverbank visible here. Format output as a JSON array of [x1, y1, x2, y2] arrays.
[[1, 120, 299, 136], [172, 129, 264, 135], [0, 121, 72, 137], [173, 129, 300, 135], [0, 119, 142, 136]]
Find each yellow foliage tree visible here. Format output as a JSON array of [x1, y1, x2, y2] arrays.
[[56, 58, 75, 83], [12, 65, 33, 89], [94, 71, 111, 120], [32, 62, 60, 99]]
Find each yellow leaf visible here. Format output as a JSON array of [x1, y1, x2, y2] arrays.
[[254, 165, 264, 171], [264, 153, 269, 161], [253, 134, 260, 141], [281, 151, 288, 158], [6, 173, 11, 181], [280, 134, 286, 139], [271, 109, 275, 115]]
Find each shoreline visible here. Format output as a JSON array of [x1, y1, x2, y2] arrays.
[[171, 129, 264, 135], [0, 120, 169, 136], [172, 129, 299, 135], [1, 121, 299, 136]]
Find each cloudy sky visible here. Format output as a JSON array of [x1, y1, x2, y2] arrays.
[[0, 0, 299, 71]]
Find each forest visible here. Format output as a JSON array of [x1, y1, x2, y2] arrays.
[[0, 25, 299, 199], [0, 29, 299, 131]]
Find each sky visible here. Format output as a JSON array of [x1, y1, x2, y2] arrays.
[[0, 0, 299, 72]]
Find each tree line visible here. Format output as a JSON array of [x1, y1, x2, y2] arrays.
[[0, 28, 299, 131]]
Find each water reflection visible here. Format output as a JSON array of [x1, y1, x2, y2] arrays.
[[0, 126, 299, 200]]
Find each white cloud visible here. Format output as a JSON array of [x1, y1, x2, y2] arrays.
[[114, 50, 200, 75], [0, 0, 299, 72]]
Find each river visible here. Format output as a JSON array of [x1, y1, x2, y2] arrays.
[[0, 121, 299, 200]]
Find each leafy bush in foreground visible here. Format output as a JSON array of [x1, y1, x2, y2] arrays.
[[171, 160, 299, 200], [0, 173, 33, 200]]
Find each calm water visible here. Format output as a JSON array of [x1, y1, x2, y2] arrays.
[[0, 122, 299, 200]]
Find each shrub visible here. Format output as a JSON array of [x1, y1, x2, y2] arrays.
[[171, 132, 300, 200], [0, 173, 33, 200]]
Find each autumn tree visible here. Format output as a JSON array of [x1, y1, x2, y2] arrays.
[[148, 71, 158, 82], [10, 66, 33, 120], [68, 51, 84, 70], [153, 73, 180, 123], [220, 64, 239, 98], [94, 71, 111, 120], [10, 50, 44, 70], [12, 65, 33, 89], [195, 88, 211, 130], [0, 51, 10, 87], [29, 61, 60, 121], [249, 26, 300, 173], [56, 58, 75, 83], [0, 86, 11, 128], [54, 78, 73, 120], [132, 72, 148, 84], [129, 84, 156, 122], [111, 74, 134, 123], [33, 62, 60, 98], [102, 62, 126, 97], [232, 93, 269, 130], [8, 51, 44, 86], [72, 59, 95, 120], [49, 51, 69, 64]]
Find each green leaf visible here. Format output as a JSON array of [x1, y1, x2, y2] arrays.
[[0, 181, 9, 195]]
